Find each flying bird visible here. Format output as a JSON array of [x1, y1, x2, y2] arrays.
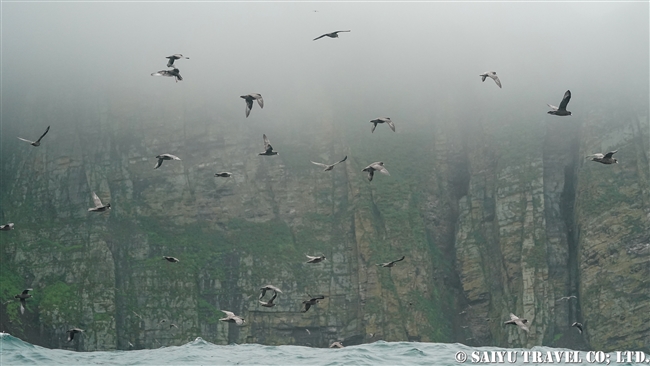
[[169, 324, 178, 329], [329, 341, 344, 348], [241, 93, 264, 118], [302, 295, 325, 312], [0, 223, 14, 231], [14, 289, 32, 315], [556, 296, 577, 302], [313, 30, 350, 41], [215, 172, 232, 177], [504, 313, 529, 333], [154, 154, 181, 169], [88, 192, 111, 212], [259, 134, 278, 156], [547, 90, 572, 116], [571, 322, 583, 334], [370, 118, 395, 133], [162, 256, 179, 263], [362, 162, 390, 181], [587, 150, 618, 164], [17, 126, 50, 147], [259, 285, 283, 299], [151, 68, 183, 82], [305, 254, 326, 263], [311, 156, 347, 171], [66, 328, 84, 342], [479, 71, 502, 88], [259, 292, 278, 308], [166, 54, 189, 67], [377, 256, 405, 268], [220, 310, 245, 325]]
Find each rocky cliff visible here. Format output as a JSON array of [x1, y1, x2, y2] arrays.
[[0, 89, 648, 352]]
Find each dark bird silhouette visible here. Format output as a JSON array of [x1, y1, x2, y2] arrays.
[[215, 172, 232, 177], [313, 30, 350, 41], [66, 328, 84, 342], [504, 313, 529, 333], [17, 126, 50, 147], [305, 254, 326, 263], [362, 162, 390, 182], [259, 292, 278, 308], [241, 93, 264, 117], [14, 289, 32, 315], [259, 134, 278, 156], [547, 90, 572, 116], [370, 117, 395, 133], [0, 223, 14, 231], [302, 295, 325, 312], [572, 322, 583, 334], [163, 256, 179, 263], [88, 192, 111, 212], [588, 150, 618, 164], [154, 154, 181, 169], [151, 68, 183, 82], [479, 71, 502, 88], [259, 285, 283, 299], [377, 256, 405, 268], [166, 54, 189, 67], [311, 156, 347, 171]]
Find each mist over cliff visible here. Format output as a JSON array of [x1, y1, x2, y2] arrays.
[[1, 2, 648, 352]]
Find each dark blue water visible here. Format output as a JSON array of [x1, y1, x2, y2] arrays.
[[1, 332, 647, 365]]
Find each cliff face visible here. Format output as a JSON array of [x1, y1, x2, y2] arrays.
[[0, 92, 647, 352]]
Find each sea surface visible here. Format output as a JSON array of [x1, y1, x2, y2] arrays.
[[1, 332, 647, 365]]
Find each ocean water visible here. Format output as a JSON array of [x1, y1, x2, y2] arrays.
[[1, 332, 647, 365]]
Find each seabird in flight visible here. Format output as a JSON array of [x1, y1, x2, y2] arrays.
[[17, 126, 50, 147], [14, 289, 32, 315], [547, 90, 572, 116], [166, 54, 189, 67], [479, 71, 502, 88], [259, 134, 278, 156], [504, 313, 529, 333], [588, 150, 618, 164], [377, 256, 405, 268], [241, 93, 264, 118], [313, 30, 350, 41], [370, 118, 395, 133], [362, 162, 390, 181], [88, 192, 111, 212], [154, 154, 181, 169], [311, 156, 347, 171]]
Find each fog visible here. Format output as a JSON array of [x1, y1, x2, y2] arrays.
[[2, 2, 647, 138]]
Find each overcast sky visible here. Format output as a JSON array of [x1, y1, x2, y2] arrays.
[[2, 2, 648, 140]]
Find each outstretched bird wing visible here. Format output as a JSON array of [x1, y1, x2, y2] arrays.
[[311, 161, 329, 168], [313, 34, 327, 41], [385, 119, 396, 132], [547, 104, 559, 111], [263, 134, 273, 153], [333, 156, 348, 165], [35, 126, 50, 143], [490, 74, 502, 88], [255, 95, 264, 108], [603, 150, 618, 159], [92, 192, 103, 208], [245, 99, 253, 117], [17, 137, 34, 144], [558, 90, 571, 111]]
